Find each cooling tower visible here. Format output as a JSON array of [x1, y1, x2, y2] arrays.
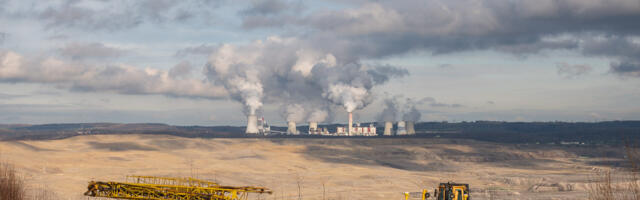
[[396, 121, 407, 135], [287, 121, 298, 135], [384, 121, 393, 136], [245, 114, 259, 134], [406, 121, 415, 135], [309, 122, 318, 134], [348, 112, 353, 136]]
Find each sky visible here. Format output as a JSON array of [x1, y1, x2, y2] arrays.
[[0, 0, 639, 126]]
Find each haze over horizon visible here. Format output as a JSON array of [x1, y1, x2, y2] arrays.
[[1, 0, 640, 126]]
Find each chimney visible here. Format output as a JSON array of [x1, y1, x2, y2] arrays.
[[246, 114, 259, 134], [396, 121, 407, 135], [287, 121, 297, 135], [348, 112, 353, 136], [406, 121, 415, 135], [309, 122, 318, 134], [384, 121, 393, 136]]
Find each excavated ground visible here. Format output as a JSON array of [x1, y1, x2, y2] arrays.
[[0, 134, 626, 200]]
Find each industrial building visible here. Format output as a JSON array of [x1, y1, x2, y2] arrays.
[[246, 113, 415, 136]]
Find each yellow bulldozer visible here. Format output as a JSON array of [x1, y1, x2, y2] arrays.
[[404, 182, 470, 200]]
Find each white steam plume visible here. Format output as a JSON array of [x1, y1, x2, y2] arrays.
[[307, 108, 329, 122], [205, 36, 408, 121], [402, 98, 422, 122], [323, 83, 370, 112], [282, 103, 306, 122], [377, 96, 400, 122]]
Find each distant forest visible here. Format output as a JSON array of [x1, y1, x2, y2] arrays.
[[0, 121, 639, 145], [413, 121, 640, 145]]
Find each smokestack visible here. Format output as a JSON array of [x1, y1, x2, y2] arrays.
[[287, 121, 298, 135], [348, 112, 353, 136], [384, 121, 393, 136], [246, 114, 259, 134], [406, 121, 415, 135], [309, 122, 318, 134], [397, 121, 407, 135]]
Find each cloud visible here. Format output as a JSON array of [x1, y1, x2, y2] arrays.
[[239, 0, 304, 29], [58, 42, 126, 60], [582, 36, 640, 61], [240, 0, 291, 16], [367, 64, 409, 84], [175, 44, 219, 57], [6, 0, 222, 31], [418, 97, 463, 108], [430, 102, 463, 108], [0, 51, 227, 99], [556, 62, 593, 78], [169, 61, 194, 79], [0, 32, 6, 44], [238, 0, 640, 78], [0, 92, 26, 99], [610, 61, 640, 77]]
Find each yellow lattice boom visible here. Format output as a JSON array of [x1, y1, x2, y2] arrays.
[[84, 176, 272, 200]]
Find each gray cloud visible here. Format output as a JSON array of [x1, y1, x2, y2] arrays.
[[367, 64, 409, 84], [0, 51, 227, 99], [556, 62, 593, 78], [240, 0, 290, 16], [6, 0, 222, 31], [240, 0, 640, 78], [0, 32, 6, 44], [239, 0, 304, 29], [418, 97, 463, 108], [0, 92, 27, 99], [169, 61, 194, 79], [58, 42, 126, 60], [582, 36, 640, 61], [174, 44, 219, 57], [610, 61, 640, 77]]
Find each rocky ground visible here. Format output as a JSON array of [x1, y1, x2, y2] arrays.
[[0, 134, 627, 199]]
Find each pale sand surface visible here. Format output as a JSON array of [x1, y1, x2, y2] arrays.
[[0, 134, 623, 200]]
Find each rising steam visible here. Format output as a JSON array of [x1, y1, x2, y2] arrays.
[[377, 96, 400, 122], [323, 83, 370, 112], [205, 36, 408, 121]]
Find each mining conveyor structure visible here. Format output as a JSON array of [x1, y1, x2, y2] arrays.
[[84, 176, 272, 200]]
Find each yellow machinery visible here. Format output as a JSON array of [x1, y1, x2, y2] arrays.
[[405, 182, 470, 200], [84, 176, 272, 200]]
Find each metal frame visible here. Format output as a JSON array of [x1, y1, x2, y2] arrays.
[[84, 176, 272, 200]]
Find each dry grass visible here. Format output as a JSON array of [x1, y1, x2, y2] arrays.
[[0, 161, 25, 200], [588, 142, 640, 200]]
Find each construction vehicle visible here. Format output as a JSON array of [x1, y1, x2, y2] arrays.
[[84, 175, 271, 200], [404, 182, 470, 200]]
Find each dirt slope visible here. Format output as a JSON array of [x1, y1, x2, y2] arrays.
[[0, 134, 622, 200]]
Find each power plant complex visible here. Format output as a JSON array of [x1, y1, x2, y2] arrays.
[[245, 112, 416, 136]]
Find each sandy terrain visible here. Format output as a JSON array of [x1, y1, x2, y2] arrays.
[[0, 134, 625, 200]]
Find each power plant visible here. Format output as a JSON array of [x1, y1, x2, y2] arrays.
[[258, 117, 271, 135], [246, 112, 417, 136], [253, 112, 386, 136]]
